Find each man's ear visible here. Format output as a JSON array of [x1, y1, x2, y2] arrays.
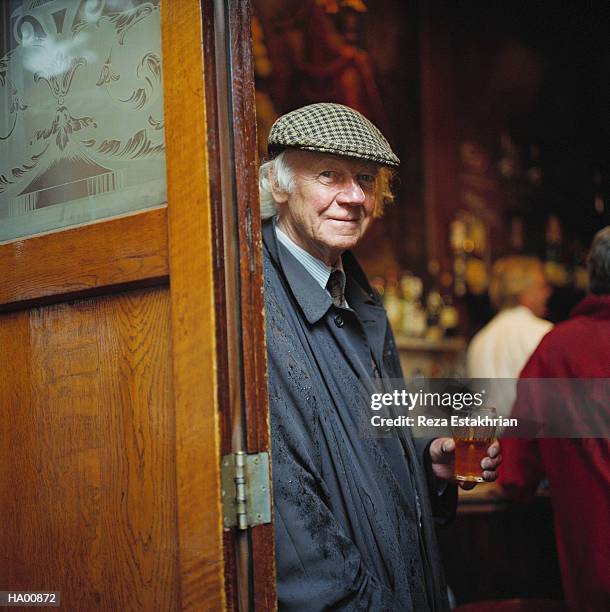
[[269, 169, 289, 205]]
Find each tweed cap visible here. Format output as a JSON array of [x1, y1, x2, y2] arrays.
[[267, 102, 400, 167]]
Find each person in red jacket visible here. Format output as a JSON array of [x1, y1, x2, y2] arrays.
[[498, 226, 610, 612]]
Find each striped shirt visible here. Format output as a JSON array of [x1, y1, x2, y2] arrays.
[[274, 219, 347, 307]]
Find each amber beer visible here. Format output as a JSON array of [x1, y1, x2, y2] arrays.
[[452, 408, 497, 483]]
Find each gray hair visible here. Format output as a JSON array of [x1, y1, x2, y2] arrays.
[[588, 226, 610, 294], [258, 151, 295, 220], [258, 149, 395, 220]]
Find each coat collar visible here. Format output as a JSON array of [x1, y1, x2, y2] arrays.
[[262, 219, 388, 363], [262, 219, 332, 324], [570, 293, 610, 320]]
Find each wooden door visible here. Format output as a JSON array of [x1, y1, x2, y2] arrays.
[[0, 1, 274, 610]]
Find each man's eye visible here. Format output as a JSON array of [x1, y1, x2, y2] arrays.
[[357, 173, 375, 183], [357, 174, 376, 189], [319, 170, 336, 179]]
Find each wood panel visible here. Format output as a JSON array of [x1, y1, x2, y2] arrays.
[[161, 1, 226, 610], [0, 287, 178, 611], [0, 207, 169, 311]]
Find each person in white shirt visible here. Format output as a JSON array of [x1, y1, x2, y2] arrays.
[[467, 256, 552, 417]]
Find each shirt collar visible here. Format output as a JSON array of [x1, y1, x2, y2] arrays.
[[274, 218, 347, 309], [274, 219, 337, 289]]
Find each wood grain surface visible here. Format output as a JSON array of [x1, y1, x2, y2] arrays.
[[200, 1, 240, 609], [162, 1, 227, 610], [225, 1, 277, 609], [0, 208, 169, 311], [202, 0, 277, 608], [0, 287, 178, 611]]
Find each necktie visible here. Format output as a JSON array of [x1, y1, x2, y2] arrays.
[[326, 269, 346, 308], [328, 269, 381, 378]]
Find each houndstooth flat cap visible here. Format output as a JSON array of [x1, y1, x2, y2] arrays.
[[267, 103, 400, 167]]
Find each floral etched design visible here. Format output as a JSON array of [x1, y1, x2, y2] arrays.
[[34, 55, 86, 102], [117, 52, 161, 109], [82, 128, 164, 159], [96, 56, 120, 86], [104, 2, 159, 45], [0, 145, 49, 194], [0, 0, 166, 239], [0, 51, 28, 141], [35, 106, 97, 150]]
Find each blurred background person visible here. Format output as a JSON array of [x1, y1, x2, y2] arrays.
[[466, 256, 553, 422], [467, 256, 552, 380], [499, 226, 610, 611]]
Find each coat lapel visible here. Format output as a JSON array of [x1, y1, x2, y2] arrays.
[[343, 252, 388, 373], [262, 220, 333, 325]]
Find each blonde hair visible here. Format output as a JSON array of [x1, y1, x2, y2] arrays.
[[489, 256, 545, 310], [258, 150, 395, 220]]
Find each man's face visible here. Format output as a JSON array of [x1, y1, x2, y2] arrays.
[[272, 150, 379, 265]]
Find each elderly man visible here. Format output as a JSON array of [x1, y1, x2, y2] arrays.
[[259, 103, 501, 611]]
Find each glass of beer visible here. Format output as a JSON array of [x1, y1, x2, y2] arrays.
[[452, 407, 497, 483]]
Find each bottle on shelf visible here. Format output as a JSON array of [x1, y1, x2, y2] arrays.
[[425, 259, 443, 341], [425, 289, 444, 341], [450, 217, 467, 297], [399, 272, 426, 338], [383, 270, 403, 333], [439, 271, 459, 337]]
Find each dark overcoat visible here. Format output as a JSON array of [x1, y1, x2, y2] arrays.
[[262, 219, 455, 611]]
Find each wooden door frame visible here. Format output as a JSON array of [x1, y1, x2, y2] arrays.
[[201, 0, 276, 609], [0, 0, 275, 609]]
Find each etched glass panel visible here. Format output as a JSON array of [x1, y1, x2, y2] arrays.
[[0, 0, 166, 242]]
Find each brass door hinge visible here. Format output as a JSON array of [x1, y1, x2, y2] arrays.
[[221, 451, 272, 530]]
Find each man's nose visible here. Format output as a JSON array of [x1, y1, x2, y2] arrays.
[[336, 176, 366, 205]]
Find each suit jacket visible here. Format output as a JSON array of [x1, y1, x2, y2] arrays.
[[262, 219, 455, 611]]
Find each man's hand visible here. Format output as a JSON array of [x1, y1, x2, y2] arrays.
[[429, 437, 502, 490]]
